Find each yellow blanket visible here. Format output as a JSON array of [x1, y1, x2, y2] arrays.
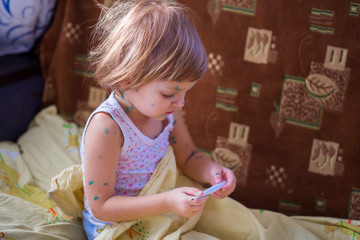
[[49, 146, 360, 240]]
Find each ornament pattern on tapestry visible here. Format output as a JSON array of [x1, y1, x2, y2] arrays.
[[304, 61, 350, 112], [220, 0, 256, 16], [349, 3, 360, 16], [279, 75, 322, 130], [265, 165, 287, 189], [348, 188, 360, 220], [314, 197, 326, 211], [207, 0, 256, 25], [273, 38, 350, 136], [308, 8, 334, 34], [308, 139, 344, 176], [215, 86, 238, 112], [64, 22, 83, 44], [278, 200, 301, 216], [74, 54, 94, 78], [208, 53, 225, 76], [250, 82, 261, 97], [244, 27, 272, 64], [212, 122, 252, 187]]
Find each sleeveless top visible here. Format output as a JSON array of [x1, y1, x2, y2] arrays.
[[80, 91, 174, 238]]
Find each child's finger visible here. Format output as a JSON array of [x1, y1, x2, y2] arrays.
[[181, 187, 203, 198], [210, 167, 223, 185], [211, 191, 226, 199], [190, 195, 209, 205], [191, 203, 205, 213]]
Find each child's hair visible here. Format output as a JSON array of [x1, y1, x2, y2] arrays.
[[90, 0, 207, 92]]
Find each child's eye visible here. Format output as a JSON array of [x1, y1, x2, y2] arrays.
[[162, 93, 175, 99]]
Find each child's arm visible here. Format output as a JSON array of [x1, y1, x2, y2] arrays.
[[83, 113, 207, 222], [170, 109, 236, 199]]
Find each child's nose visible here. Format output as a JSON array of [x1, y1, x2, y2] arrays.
[[173, 94, 185, 108]]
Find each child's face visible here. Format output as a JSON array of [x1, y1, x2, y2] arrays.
[[125, 79, 197, 120]]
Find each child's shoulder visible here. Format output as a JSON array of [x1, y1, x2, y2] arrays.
[[88, 112, 120, 135], [85, 111, 124, 147]]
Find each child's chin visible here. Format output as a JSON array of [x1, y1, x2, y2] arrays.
[[155, 114, 168, 121]]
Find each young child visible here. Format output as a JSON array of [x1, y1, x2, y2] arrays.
[[81, 0, 236, 239]]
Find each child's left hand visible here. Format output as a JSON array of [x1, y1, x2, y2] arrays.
[[209, 165, 236, 199]]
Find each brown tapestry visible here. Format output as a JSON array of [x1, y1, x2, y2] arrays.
[[40, 0, 360, 219]]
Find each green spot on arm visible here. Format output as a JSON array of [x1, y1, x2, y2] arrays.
[[186, 150, 198, 162]]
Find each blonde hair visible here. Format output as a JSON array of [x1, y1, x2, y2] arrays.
[[90, 0, 207, 91]]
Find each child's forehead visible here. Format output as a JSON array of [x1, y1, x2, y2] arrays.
[[150, 79, 197, 90]]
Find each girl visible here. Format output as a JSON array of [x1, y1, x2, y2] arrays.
[[81, 0, 236, 238]]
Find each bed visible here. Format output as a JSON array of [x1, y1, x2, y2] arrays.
[[0, 105, 359, 239]]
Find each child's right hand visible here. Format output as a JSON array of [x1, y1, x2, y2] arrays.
[[166, 187, 208, 218]]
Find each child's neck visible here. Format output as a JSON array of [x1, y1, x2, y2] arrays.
[[115, 90, 139, 117], [114, 91, 166, 140]]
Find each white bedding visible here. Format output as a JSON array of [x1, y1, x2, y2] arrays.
[[0, 106, 86, 239]]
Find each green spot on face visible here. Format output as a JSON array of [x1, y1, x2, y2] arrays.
[[260, 209, 264, 213], [89, 181, 94, 186], [94, 196, 99, 200], [98, 155, 102, 159], [104, 182, 108, 186], [104, 128, 110, 135], [173, 120, 177, 126]]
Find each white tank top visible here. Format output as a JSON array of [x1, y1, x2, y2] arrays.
[[80, 91, 174, 233]]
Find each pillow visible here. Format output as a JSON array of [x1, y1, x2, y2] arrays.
[[0, 0, 57, 56]]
